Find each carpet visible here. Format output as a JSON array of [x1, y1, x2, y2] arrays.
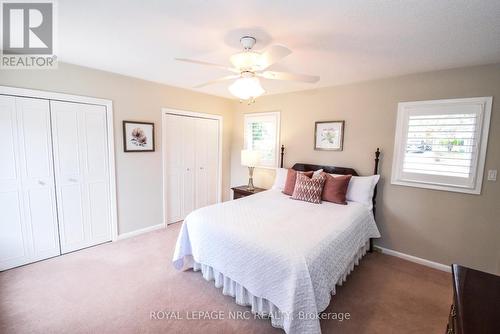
[[0, 222, 451, 333]]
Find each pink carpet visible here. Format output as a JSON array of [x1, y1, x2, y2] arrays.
[[0, 223, 451, 333]]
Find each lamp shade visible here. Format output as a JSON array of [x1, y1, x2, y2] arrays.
[[229, 77, 265, 100], [241, 149, 260, 167]]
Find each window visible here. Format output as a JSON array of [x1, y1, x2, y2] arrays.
[[244, 111, 280, 168], [391, 97, 492, 194]]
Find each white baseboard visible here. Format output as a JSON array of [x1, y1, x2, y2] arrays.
[[374, 245, 451, 273], [117, 223, 165, 241]]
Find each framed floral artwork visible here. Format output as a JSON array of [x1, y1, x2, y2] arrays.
[[122, 121, 155, 152], [314, 121, 344, 151]]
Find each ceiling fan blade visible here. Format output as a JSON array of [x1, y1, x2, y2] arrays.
[[193, 75, 240, 88], [175, 58, 239, 73], [258, 71, 320, 83], [258, 45, 292, 70]]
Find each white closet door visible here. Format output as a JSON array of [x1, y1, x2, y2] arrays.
[[182, 116, 196, 217], [205, 118, 219, 206], [50, 101, 111, 254], [164, 114, 219, 223], [195, 118, 219, 208], [194, 118, 209, 209], [0, 96, 60, 270], [164, 114, 184, 223]]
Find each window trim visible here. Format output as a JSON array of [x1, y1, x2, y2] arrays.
[[243, 111, 281, 169], [391, 97, 492, 195]]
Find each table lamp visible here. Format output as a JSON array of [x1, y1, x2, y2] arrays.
[[241, 149, 260, 191]]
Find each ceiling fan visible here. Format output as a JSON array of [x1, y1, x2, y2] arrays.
[[175, 36, 320, 102]]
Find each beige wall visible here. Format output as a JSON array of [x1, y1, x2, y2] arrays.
[[231, 63, 500, 274], [0, 62, 234, 234], [2, 62, 498, 274]]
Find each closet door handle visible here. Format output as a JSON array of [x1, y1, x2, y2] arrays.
[[186, 168, 190, 171], [68, 178, 78, 182], [200, 167, 204, 170], [38, 180, 46, 186]]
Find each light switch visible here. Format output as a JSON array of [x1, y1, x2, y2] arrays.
[[487, 169, 497, 181]]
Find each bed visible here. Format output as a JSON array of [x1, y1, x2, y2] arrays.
[[172, 148, 382, 334]]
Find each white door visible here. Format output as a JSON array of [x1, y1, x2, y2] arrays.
[[50, 101, 111, 254], [0, 96, 60, 271], [164, 114, 196, 223], [195, 117, 219, 208], [182, 116, 196, 217], [164, 113, 219, 224], [164, 114, 184, 223]]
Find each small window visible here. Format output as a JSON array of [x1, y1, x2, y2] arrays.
[[244, 111, 280, 168], [391, 97, 492, 194]]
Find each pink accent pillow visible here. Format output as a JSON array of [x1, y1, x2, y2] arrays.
[[282, 169, 313, 196], [322, 173, 352, 204], [291, 173, 326, 204]]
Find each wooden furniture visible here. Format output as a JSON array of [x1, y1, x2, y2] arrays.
[[447, 264, 500, 334], [231, 186, 266, 199], [289, 148, 381, 252], [163, 112, 220, 224]]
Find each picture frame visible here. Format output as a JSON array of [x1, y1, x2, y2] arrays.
[[314, 120, 345, 151], [122, 121, 155, 152]]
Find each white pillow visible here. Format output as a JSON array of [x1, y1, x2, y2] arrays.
[[271, 168, 288, 190], [312, 169, 323, 177], [345, 175, 380, 209]]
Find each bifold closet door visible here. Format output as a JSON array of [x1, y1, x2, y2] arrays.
[[164, 114, 219, 224], [50, 101, 111, 254], [195, 117, 219, 208], [0, 96, 60, 271], [164, 113, 195, 223]]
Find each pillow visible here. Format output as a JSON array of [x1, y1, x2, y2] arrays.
[[283, 169, 314, 195], [291, 173, 326, 204], [345, 175, 380, 209], [312, 169, 323, 177], [271, 168, 288, 190], [322, 173, 352, 204]]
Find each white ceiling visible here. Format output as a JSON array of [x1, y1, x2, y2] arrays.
[[58, 0, 500, 99]]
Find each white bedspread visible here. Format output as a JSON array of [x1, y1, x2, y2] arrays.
[[172, 189, 380, 334]]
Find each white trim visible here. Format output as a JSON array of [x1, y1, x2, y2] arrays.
[[161, 108, 223, 225], [0, 85, 119, 241], [0, 85, 113, 107], [117, 223, 165, 241], [391, 96, 492, 195], [374, 245, 451, 273], [243, 111, 281, 169]]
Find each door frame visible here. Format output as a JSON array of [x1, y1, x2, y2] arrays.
[[161, 108, 223, 225], [0, 85, 119, 241]]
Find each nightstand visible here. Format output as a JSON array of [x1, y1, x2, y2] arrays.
[[231, 186, 266, 199]]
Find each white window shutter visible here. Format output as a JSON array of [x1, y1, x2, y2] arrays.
[[244, 112, 281, 168], [391, 97, 492, 194]]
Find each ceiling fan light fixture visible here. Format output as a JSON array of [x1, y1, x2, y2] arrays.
[[230, 51, 261, 71], [228, 77, 265, 100]]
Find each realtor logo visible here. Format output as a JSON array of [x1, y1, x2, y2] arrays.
[[1, 0, 57, 68]]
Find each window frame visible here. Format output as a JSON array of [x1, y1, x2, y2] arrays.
[[243, 111, 281, 169], [391, 97, 492, 194]]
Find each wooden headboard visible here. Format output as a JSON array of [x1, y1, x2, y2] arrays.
[[291, 163, 359, 176], [280, 146, 382, 252], [279, 146, 380, 179]]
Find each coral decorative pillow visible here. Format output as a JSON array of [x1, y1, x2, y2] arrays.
[[291, 173, 326, 204], [283, 169, 313, 195], [322, 173, 352, 204]]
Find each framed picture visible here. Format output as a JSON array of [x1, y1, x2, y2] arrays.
[[122, 121, 155, 152], [314, 120, 344, 151]]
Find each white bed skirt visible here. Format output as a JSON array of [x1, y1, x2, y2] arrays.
[[189, 243, 370, 331]]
